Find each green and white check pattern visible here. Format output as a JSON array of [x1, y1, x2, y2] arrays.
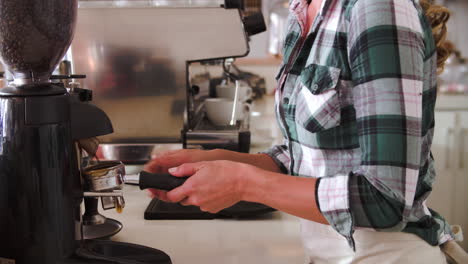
[[263, 0, 453, 249]]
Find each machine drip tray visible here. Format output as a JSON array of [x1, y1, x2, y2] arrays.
[[69, 240, 172, 264]]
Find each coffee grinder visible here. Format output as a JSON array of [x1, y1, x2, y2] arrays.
[[0, 1, 171, 263]]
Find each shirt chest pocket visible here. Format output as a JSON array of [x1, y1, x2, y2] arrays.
[[294, 64, 342, 133]]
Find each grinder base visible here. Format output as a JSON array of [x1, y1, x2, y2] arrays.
[[65, 240, 171, 264]]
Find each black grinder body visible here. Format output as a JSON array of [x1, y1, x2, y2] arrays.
[[0, 90, 79, 263]]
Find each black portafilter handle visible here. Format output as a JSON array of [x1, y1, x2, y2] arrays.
[[139, 171, 188, 191]]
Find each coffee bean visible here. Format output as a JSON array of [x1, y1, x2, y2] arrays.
[[0, 0, 78, 80]]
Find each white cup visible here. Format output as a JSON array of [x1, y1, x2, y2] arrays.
[[216, 83, 252, 101], [205, 98, 249, 126]]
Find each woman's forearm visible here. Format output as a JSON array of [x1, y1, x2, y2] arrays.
[[211, 149, 283, 173], [211, 150, 325, 221], [241, 168, 328, 224]]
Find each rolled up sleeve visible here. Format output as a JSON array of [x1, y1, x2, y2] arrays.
[[261, 143, 291, 174]]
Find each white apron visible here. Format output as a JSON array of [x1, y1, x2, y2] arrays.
[[300, 219, 447, 264]]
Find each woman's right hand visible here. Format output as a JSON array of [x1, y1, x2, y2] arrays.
[[143, 149, 226, 200], [143, 148, 283, 200], [144, 149, 221, 174]]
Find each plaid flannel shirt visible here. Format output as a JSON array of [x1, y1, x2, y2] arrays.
[[263, 0, 453, 249]]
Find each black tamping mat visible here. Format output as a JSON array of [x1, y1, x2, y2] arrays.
[[145, 199, 216, 220], [144, 199, 276, 220], [217, 201, 277, 218]]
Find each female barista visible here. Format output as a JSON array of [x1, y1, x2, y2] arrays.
[[145, 0, 453, 262]]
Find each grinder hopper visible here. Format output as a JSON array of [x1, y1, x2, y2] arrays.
[[0, 0, 77, 85]]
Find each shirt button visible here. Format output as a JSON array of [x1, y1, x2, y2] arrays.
[[283, 97, 289, 104]]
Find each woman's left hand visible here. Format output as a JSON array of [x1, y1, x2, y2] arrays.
[[163, 160, 254, 213]]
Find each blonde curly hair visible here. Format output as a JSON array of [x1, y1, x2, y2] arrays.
[[420, 0, 451, 74]]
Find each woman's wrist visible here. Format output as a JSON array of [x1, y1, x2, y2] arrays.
[[205, 149, 238, 161], [206, 149, 282, 173], [237, 164, 267, 203], [252, 153, 283, 173]]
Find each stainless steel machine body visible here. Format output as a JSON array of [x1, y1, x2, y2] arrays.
[[70, 2, 250, 145]]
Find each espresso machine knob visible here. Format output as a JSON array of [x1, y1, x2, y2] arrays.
[[243, 12, 267, 37], [223, 0, 243, 9]]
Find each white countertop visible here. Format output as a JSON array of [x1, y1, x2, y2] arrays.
[[101, 95, 305, 264], [102, 186, 305, 264], [435, 94, 468, 111]]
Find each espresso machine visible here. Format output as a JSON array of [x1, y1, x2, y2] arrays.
[[0, 0, 171, 263], [69, 0, 265, 153], [65, 0, 268, 220]]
